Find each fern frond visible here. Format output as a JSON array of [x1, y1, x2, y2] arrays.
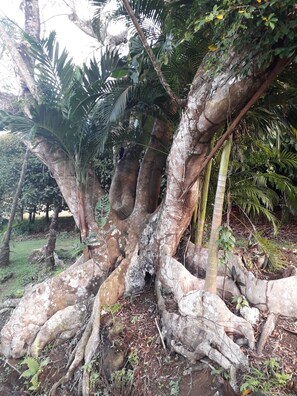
[[253, 232, 286, 271]]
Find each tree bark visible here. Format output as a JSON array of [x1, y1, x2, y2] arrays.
[[44, 205, 60, 269], [0, 148, 30, 266]]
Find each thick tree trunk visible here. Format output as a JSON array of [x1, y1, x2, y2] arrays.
[[154, 59, 270, 259], [0, 148, 30, 266], [27, 140, 103, 235]]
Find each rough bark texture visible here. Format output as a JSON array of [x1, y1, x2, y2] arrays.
[[0, 257, 103, 358]]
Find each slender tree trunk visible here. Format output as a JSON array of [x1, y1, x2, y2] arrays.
[[20, 207, 24, 221], [45, 205, 60, 269], [45, 203, 50, 223], [32, 206, 36, 223], [195, 158, 213, 247], [0, 148, 30, 266], [204, 136, 232, 294]]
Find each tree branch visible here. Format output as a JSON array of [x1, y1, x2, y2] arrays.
[[0, 24, 39, 101], [121, 0, 184, 107], [180, 56, 290, 198]]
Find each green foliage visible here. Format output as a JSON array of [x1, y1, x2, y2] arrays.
[[0, 33, 122, 186], [231, 141, 297, 233], [240, 358, 291, 394], [95, 195, 110, 227], [128, 350, 139, 368], [217, 225, 236, 258], [211, 366, 230, 381], [103, 302, 122, 321], [194, 1, 297, 70], [232, 295, 249, 311], [20, 356, 49, 391], [0, 234, 79, 300], [0, 133, 64, 219], [169, 379, 180, 396], [253, 232, 286, 271], [111, 367, 134, 388]]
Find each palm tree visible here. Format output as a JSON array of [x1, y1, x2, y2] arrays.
[[1, 32, 123, 250]]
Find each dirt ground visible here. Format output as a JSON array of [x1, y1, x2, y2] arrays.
[[0, 220, 296, 396]]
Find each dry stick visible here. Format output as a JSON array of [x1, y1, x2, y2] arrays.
[[180, 57, 290, 199], [155, 318, 166, 350], [121, 0, 183, 107]]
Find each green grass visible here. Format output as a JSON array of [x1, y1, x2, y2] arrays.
[[0, 235, 79, 301]]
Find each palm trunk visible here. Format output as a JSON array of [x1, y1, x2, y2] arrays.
[[204, 136, 233, 294], [0, 148, 30, 266], [195, 158, 213, 247]]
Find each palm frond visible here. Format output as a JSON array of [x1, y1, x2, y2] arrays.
[[26, 31, 76, 104]]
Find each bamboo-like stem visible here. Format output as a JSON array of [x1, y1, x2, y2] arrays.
[[195, 157, 213, 247], [204, 136, 232, 294]]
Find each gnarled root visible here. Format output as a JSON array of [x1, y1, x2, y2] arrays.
[[156, 252, 254, 388], [185, 244, 297, 317], [50, 258, 129, 396]]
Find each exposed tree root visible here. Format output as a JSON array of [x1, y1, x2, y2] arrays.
[[4, 242, 295, 396], [50, 258, 130, 396], [186, 244, 297, 317], [156, 251, 255, 390], [257, 313, 278, 355]]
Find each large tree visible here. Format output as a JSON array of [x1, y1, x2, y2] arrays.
[[1, 1, 297, 395]]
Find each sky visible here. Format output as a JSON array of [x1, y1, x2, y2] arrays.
[[0, 0, 117, 93], [0, 0, 98, 62]]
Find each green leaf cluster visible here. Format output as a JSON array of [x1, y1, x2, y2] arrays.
[[193, 0, 297, 70], [20, 356, 49, 391], [240, 358, 291, 394]]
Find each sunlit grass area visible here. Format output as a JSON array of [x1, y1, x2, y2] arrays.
[[0, 235, 79, 301]]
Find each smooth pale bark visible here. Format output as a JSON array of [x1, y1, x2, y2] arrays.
[[205, 136, 232, 293], [133, 119, 170, 214], [155, 57, 271, 258], [0, 148, 30, 266], [109, 144, 143, 220]]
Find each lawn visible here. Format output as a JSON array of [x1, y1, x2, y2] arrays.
[[0, 235, 79, 301]]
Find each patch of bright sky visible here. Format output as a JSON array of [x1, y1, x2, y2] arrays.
[[0, 0, 125, 94]]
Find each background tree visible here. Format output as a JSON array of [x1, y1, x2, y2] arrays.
[[0, 148, 30, 266]]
